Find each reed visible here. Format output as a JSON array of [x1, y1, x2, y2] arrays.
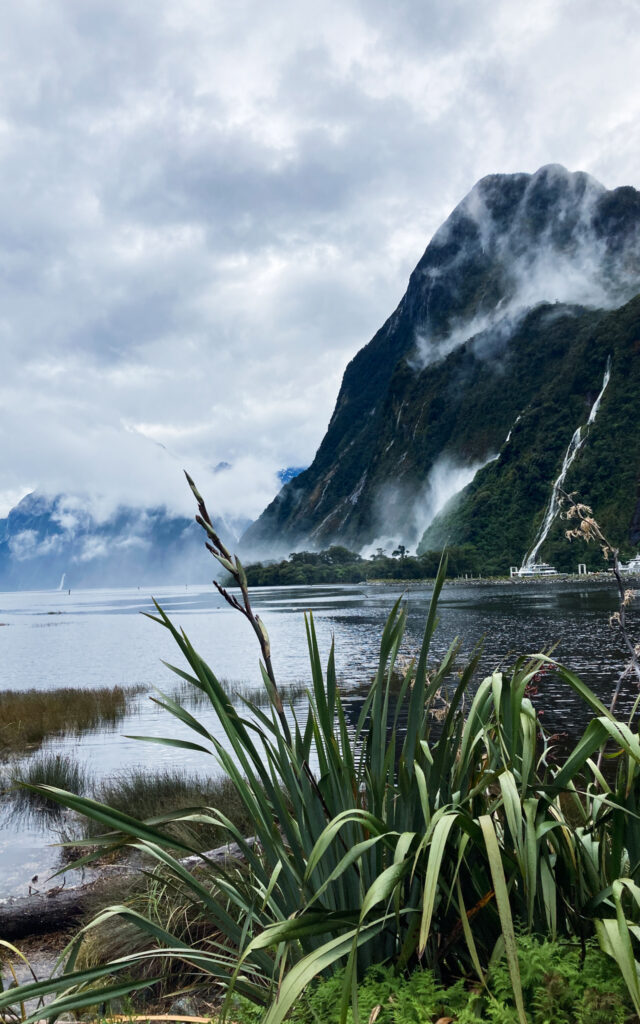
[[172, 678, 309, 709], [0, 684, 144, 756], [9, 752, 89, 820]]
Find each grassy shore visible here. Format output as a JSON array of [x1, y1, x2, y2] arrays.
[[365, 569, 622, 586], [0, 683, 145, 756]]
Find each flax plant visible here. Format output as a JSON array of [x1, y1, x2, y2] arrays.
[[5, 482, 640, 1024]]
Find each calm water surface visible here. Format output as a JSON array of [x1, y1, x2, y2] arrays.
[[0, 578, 637, 896]]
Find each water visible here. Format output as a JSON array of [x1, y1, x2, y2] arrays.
[[0, 577, 637, 897]]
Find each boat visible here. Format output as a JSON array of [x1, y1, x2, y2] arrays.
[[511, 562, 559, 578], [620, 553, 640, 574]]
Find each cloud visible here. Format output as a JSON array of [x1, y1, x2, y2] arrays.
[[1, 1, 640, 519], [8, 530, 64, 561]]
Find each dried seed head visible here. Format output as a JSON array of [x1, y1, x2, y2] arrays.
[[184, 470, 204, 505], [255, 615, 271, 658]]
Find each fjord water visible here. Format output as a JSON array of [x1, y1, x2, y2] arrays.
[[0, 578, 636, 896]]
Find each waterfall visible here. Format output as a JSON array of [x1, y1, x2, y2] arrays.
[[522, 358, 611, 569], [587, 358, 611, 424]]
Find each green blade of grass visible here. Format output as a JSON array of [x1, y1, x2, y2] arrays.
[[479, 814, 527, 1024]]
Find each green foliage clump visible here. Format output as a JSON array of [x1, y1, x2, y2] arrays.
[[487, 935, 630, 1024], [288, 965, 470, 1024], [226, 937, 630, 1024]]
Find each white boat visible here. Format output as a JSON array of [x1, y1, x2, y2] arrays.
[[512, 562, 559, 578], [620, 554, 640, 574]]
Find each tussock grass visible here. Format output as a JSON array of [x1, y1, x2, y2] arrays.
[[75, 867, 240, 1005], [229, 681, 308, 707], [9, 752, 89, 820], [86, 768, 258, 851], [0, 684, 145, 756]]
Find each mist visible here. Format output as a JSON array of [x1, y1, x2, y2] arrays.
[[361, 454, 495, 557], [410, 166, 640, 372], [0, 491, 235, 590]]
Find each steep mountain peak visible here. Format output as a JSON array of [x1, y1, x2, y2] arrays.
[[434, 164, 604, 250], [242, 166, 640, 561], [408, 165, 639, 370]]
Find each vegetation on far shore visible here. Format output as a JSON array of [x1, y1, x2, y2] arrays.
[[239, 541, 624, 587], [240, 543, 482, 586]]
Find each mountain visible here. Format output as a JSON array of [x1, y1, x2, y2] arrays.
[[242, 165, 640, 570], [0, 492, 246, 590]]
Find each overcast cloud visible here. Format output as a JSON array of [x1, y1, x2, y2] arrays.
[[1, 0, 639, 520]]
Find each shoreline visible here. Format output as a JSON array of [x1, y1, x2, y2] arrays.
[[363, 570, 626, 588], [0, 838, 253, 942]]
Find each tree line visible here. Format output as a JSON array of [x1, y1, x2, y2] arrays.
[[242, 543, 483, 585]]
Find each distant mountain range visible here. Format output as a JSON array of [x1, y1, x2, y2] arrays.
[[0, 467, 309, 590], [0, 492, 248, 590], [241, 165, 640, 573]]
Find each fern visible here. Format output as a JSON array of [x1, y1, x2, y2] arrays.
[[280, 936, 632, 1024]]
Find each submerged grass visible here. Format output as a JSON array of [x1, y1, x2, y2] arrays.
[[6, 754, 254, 851], [8, 752, 89, 820], [172, 678, 309, 709], [0, 684, 145, 756]]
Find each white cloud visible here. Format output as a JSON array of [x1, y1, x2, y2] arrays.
[[8, 529, 64, 560], [0, 0, 639, 521]]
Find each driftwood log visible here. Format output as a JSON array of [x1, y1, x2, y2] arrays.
[[0, 839, 252, 941]]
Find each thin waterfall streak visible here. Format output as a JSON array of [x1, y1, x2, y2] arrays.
[[522, 357, 612, 569], [588, 359, 611, 424]]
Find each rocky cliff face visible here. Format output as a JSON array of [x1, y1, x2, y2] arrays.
[[241, 165, 640, 569]]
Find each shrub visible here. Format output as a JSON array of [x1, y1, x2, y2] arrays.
[[228, 937, 631, 1024]]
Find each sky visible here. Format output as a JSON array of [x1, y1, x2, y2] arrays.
[[1, 0, 640, 523]]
